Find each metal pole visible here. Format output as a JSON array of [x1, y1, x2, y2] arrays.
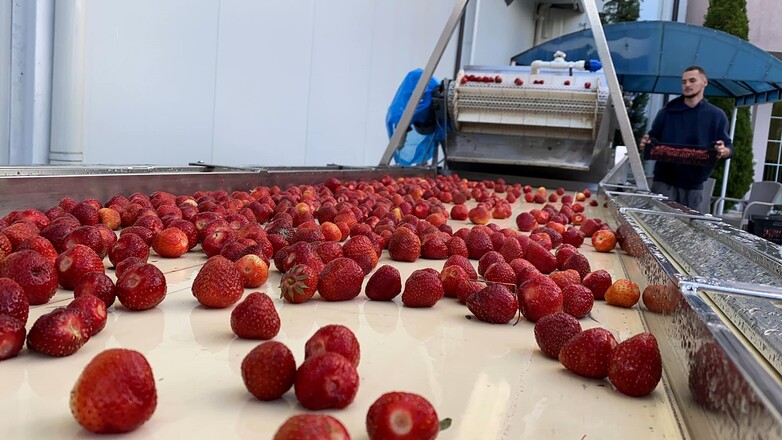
[[717, 107, 738, 215], [582, 0, 649, 191], [379, 0, 471, 166]]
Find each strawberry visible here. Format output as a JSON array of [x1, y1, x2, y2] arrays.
[[388, 228, 421, 262], [70, 348, 156, 433], [605, 279, 641, 308], [555, 244, 579, 270], [230, 292, 280, 339], [55, 244, 106, 290], [114, 256, 146, 279], [305, 324, 360, 367], [0, 250, 59, 305], [64, 225, 107, 257], [420, 235, 449, 259], [524, 242, 557, 274], [465, 228, 493, 260], [0, 277, 29, 324], [235, 254, 269, 288], [27, 307, 90, 357], [343, 235, 379, 271], [279, 264, 317, 303], [0, 314, 26, 360], [119, 225, 155, 246], [116, 263, 167, 311], [477, 251, 504, 276], [562, 252, 591, 280], [484, 261, 517, 286], [561, 227, 584, 248], [519, 274, 563, 322], [442, 255, 477, 280], [17, 236, 58, 265], [315, 241, 343, 264], [192, 255, 244, 308], [68, 294, 108, 335], [401, 269, 444, 308], [3, 221, 40, 249], [456, 279, 484, 304], [559, 327, 618, 379], [562, 284, 594, 318], [642, 284, 679, 314], [108, 233, 150, 267], [509, 258, 539, 286], [608, 332, 662, 397], [446, 236, 468, 257], [273, 414, 351, 440], [365, 265, 402, 301], [151, 227, 189, 258], [366, 392, 440, 440], [466, 284, 518, 324], [534, 312, 582, 359], [241, 341, 296, 400], [440, 265, 468, 298], [549, 269, 581, 289], [582, 270, 612, 300], [499, 237, 525, 263], [318, 257, 364, 301], [0, 232, 11, 259], [294, 352, 359, 410]]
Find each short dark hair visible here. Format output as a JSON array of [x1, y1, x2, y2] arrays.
[[684, 65, 707, 78]]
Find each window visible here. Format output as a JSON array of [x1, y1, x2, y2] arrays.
[[766, 103, 782, 182]]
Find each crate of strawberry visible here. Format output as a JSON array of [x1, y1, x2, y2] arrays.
[[643, 139, 718, 167]]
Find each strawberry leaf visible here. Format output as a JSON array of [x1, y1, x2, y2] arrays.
[[439, 418, 452, 431]]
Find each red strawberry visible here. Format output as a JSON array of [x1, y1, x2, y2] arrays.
[[442, 255, 477, 280], [315, 241, 343, 264], [499, 237, 525, 263], [562, 253, 590, 280], [420, 235, 449, 259], [466, 284, 518, 324], [120, 225, 155, 246], [477, 251, 504, 276], [366, 392, 440, 440], [241, 341, 296, 400], [235, 254, 269, 288], [0, 250, 59, 305], [524, 242, 557, 274], [318, 257, 364, 301], [64, 225, 107, 257], [68, 293, 108, 335], [555, 244, 579, 270], [27, 307, 90, 357], [446, 236, 468, 257], [456, 279, 484, 304], [0, 277, 29, 324], [116, 263, 167, 311], [114, 257, 146, 279], [16, 236, 58, 265], [465, 228, 493, 260], [70, 348, 156, 433], [55, 244, 106, 290], [440, 265, 468, 298], [561, 227, 584, 248], [108, 233, 150, 267], [534, 312, 582, 359], [549, 269, 580, 289], [192, 255, 244, 308], [365, 265, 402, 301], [388, 228, 421, 262], [519, 274, 563, 322], [273, 414, 350, 440], [0, 314, 26, 360], [401, 269, 444, 308], [294, 352, 359, 410], [0, 232, 12, 259], [559, 327, 618, 379], [608, 332, 662, 397], [279, 264, 317, 304], [343, 235, 379, 271], [562, 284, 594, 318], [230, 292, 280, 339], [582, 270, 612, 300], [3, 222, 40, 249], [305, 324, 360, 367], [151, 227, 189, 258], [484, 261, 517, 286], [509, 258, 539, 286]]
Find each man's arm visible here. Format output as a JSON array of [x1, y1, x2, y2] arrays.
[[640, 109, 666, 151]]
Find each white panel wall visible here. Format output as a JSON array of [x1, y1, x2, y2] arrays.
[[71, 0, 518, 166], [83, 0, 220, 165]]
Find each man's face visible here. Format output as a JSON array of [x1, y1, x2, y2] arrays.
[[681, 70, 707, 98]]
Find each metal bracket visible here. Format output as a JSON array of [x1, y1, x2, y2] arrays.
[[188, 162, 264, 173], [677, 275, 782, 302], [606, 191, 667, 200], [619, 207, 721, 222]]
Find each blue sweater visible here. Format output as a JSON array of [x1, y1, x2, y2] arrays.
[[648, 97, 733, 190]]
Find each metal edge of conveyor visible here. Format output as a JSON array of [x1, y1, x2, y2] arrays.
[[606, 194, 782, 439], [0, 166, 433, 216]]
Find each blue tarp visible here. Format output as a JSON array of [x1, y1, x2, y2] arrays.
[[511, 21, 782, 107]]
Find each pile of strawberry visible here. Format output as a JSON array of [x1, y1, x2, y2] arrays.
[[0, 173, 663, 436]]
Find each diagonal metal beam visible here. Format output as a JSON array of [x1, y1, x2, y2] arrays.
[[379, 0, 471, 166]]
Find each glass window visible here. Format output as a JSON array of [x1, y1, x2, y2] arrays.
[[773, 102, 782, 118], [767, 141, 781, 163], [765, 165, 779, 182], [770, 118, 782, 142]]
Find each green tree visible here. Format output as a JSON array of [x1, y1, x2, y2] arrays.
[[601, 0, 647, 144], [704, 0, 754, 206]]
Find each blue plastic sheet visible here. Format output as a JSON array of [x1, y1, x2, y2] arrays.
[[386, 69, 447, 166]]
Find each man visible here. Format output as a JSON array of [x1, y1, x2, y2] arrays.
[[639, 66, 733, 211]]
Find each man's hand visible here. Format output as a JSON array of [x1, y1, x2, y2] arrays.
[[639, 134, 650, 152], [715, 140, 730, 159]]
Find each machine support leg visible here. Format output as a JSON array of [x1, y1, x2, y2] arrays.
[[378, 0, 471, 167], [582, 0, 649, 191]]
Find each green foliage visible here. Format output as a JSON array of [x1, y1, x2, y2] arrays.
[[600, 0, 640, 24], [629, 92, 649, 144], [710, 99, 754, 206], [703, 0, 749, 40], [703, 0, 754, 204]]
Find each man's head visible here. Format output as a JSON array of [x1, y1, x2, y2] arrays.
[[681, 66, 708, 101]]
